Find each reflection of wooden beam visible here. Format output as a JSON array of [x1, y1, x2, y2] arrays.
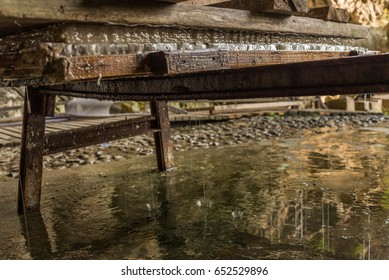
[[43, 54, 389, 101], [210, 0, 309, 15], [308, 6, 349, 22]]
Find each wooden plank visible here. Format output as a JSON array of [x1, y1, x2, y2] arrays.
[[0, 127, 21, 138], [0, 126, 22, 134], [308, 6, 350, 23], [211, 101, 303, 114], [145, 49, 353, 75], [0, 0, 367, 39], [210, 0, 309, 15], [150, 101, 174, 171], [43, 54, 389, 101], [44, 116, 156, 155]]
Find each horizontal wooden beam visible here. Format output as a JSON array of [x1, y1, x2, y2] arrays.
[[0, 47, 354, 85], [56, 53, 150, 83], [42, 54, 389, 101], [145, 49, 353, 75], [211, 101, 303, 114], [43, 116, 156, 155], [0, 0, 367, 39]]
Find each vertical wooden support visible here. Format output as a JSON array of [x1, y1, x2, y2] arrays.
[[18, 87, 54, 214], [150, 101, 174, 171]]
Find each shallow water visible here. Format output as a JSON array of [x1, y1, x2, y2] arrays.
[[1, 128, 389, 259]]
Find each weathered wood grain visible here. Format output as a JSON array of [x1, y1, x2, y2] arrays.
[[18, 87, 53, 213], [150, 101, 174, 171], [145, 49, 353, 75], [0, 47, 355, 85], [0, 0, 367, 38]]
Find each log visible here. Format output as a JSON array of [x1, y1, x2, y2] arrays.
[[0, 0, 367, 39], [308, 6, 350, 23], [210, 0, 309, 15]]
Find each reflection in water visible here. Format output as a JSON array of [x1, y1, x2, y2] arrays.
[[19, 211, 52, 259], [2, 128, 389, 259]]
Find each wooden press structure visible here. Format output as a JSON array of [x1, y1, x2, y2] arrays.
[[1, 0, 389, 214]]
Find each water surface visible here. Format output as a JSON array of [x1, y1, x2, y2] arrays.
[[0, 128, 388, 259]]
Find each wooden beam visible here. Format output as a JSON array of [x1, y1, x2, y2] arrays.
[[18, 87, 52, 214], [145, 49, 353, 75], [308, 6, 350, 23], [211, 101, 303, 114], [150, 101, 174, 171], [0, 0, 367, 38], [56, 53, 150, 83], [210, 0, 309, 15], [0, 47, 354, 85], [43, 116, 156, 155], [42, 54, 389, 101]]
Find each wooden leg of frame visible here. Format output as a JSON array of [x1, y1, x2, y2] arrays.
[[150, 101, 174, 171], [18, 87, 54, 214]]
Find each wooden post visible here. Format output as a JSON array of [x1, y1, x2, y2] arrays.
[[18, 87, 54, 214], [150, 101, 174, 171]]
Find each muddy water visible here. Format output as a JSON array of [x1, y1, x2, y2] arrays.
[[1, 128, 389, 260]]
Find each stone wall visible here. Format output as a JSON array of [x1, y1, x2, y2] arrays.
[[0, 87, 24, 118]]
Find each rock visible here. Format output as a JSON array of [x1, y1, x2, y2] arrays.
[[7, 172, 19, 178]]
